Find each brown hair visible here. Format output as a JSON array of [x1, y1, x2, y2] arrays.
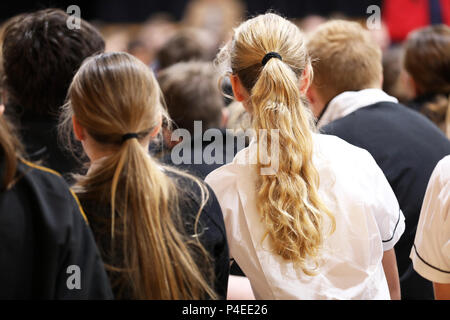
[[307, 20, 383, 103], [60, 52, 217, 299], [2, 8, 105, 117], [158, 61, 224, 134], [218, 13, 335, 275], [0, 116, 22, 190], [404, 25, 450, 137], [156, 28, 216, 70]]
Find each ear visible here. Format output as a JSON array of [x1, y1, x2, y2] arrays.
[[221, 108, 229, 128], [229, 74, 247, 102], [306, 84, 315, 105], [0, 104, 4, 117], [305, 84, 325, 118], [299, 64, 311, 95], [72, 116, 85, 141], [406, 73, 420, 97], [150, 116, 162, 138], [162, 126, 181, 149]]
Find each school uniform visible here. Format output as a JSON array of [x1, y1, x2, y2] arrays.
[[0, 159, 113, 299], [206, 134, 405, 300], [410, 156, 450, 284], [319, 88, 450, 299], [5, 108, 81, 183], [161, 129, 244, 180], [77, 169, 230, 299], [160, 129, 247, 277]]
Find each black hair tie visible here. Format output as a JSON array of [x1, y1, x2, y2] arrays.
[[122, 133, 139, 142], [262, 52, 282, 66]]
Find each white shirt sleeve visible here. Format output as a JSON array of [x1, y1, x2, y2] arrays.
[[365, 150, 406, 251], [410, 157, 450, 284], [205, 165, 239, 261]]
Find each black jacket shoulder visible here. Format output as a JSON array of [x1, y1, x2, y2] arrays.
[[0, 160, 113, 299], [79, 167, 230, 300]]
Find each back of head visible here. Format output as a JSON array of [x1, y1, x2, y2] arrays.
[[382, 46, 415, 103], [307, 20, 383, 103], [404, 25, 450, 138], [158, 61, 224, 134], [61, 52, 216, 299], [156, 28, 216, 70], [2, 8, 105, 117], [404, 25, 450, 95], [219, 13, 335, 275]]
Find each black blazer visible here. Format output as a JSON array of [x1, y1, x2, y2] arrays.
[[0, 159, 113, 299], [78, 170, 230, 299]]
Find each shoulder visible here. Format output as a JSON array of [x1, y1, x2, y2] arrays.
[[313, 133, 397, 204], [165, 167, 227, 235], [423, 155, 450, 209], [411, 155, 450, 282], [205, 146, 251, 198], [313, 133, 377, 168], [18, 159, 88, 223]]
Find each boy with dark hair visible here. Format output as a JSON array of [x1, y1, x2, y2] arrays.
[[2, 8, 105, 179], [158, 61, 238, 179]]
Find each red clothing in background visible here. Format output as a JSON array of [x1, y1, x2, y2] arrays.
[[383, 0, 450, 42]]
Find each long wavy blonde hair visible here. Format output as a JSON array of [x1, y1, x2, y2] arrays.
[[218, 13, 335, 275], [60, 52, 217, 299]]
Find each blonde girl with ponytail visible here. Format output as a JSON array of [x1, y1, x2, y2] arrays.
[[60, 52, 229, 300], [206, 13, 405, 300]]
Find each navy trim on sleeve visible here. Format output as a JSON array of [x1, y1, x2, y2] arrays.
[[382, 208, 401, 243], [413, 244, 450, 274]]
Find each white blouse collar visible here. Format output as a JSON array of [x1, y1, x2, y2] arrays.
[[317, 88, 398, 129]]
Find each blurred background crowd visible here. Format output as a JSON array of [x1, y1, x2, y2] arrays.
[[2, 0, 449, 128]]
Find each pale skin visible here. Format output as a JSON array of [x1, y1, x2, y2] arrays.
[[71, 116, 161, 163], [306, 79, 383, 119], [434, 283, 450, 300]]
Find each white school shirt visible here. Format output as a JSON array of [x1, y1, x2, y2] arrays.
[[205, 133, 405, 300], [410, 156, 450, 284], [317, 88, 399, 129]]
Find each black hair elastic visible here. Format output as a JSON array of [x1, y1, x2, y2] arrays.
[[262, 52, 282, 66], [122, 133, 139, 142]]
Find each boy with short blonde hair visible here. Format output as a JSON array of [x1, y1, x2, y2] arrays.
[[307, 20, 450, 300], [307, 20, 382, 111]]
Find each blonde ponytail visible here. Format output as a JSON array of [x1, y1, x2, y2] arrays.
[[62, 52, 217, 299], [223, 13, 335, 275]]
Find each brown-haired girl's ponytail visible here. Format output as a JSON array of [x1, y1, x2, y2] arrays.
[[108, 136, 215, 299], [62, 52, 217, 299]]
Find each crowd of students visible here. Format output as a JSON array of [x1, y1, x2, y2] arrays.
[[0, 5, 449, 300]]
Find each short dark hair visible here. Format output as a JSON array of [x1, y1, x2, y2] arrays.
[[2, 8, 105, 117], [156, 28, 215, 70], [158, 61, 224, 134]]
